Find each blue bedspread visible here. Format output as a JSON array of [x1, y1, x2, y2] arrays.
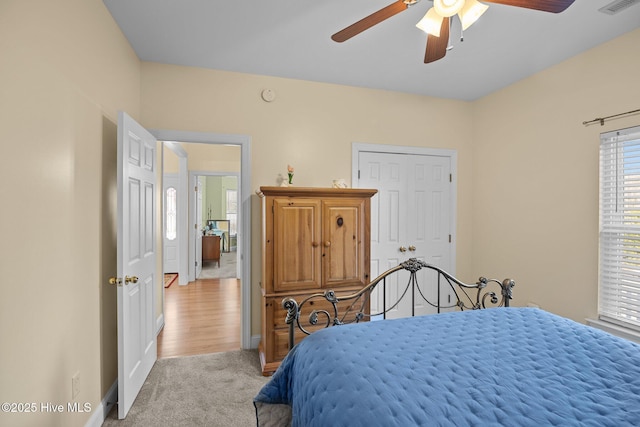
[[254, 308, 640, 426]]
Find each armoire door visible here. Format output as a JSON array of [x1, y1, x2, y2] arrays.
[[272, 198, 322, 292], [322, 198, 368, 288]]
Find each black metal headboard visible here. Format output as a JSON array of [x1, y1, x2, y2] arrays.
[[283, 258, 515, 350]]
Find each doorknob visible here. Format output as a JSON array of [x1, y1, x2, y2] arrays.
[[125, 275, 139, 284], [399, 246, 407, 252], [409, 245, 416, 251], [109, 277, 122, 286]]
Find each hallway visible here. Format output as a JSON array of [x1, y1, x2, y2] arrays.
[[157, 277, 241, 358]]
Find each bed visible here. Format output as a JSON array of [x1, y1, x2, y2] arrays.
[[254, 259, 640, 426]]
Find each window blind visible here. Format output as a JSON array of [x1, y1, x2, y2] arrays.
[[600, 125, 640, 330]]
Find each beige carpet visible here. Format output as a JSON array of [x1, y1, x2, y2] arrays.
[[102, 350, 269, 426], [199, 251, 238, 279]]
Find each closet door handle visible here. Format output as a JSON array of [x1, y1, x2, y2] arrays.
[[408, 245, 416, 252], [399, 246, 407, 252]]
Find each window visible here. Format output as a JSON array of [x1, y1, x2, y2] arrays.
[[226, 189, 237, 235], [166, 187, 177, 240], [599, 125, 640, 330]]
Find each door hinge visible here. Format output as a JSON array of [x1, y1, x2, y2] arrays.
[[358, 170, 361, 179], [195, 185, 198, 192], [195, 261, 198, 267], [449, 234, 452, 243], [449, 174, 452, 183]]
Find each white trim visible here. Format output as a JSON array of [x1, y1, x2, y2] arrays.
[[151, 129, 252, 350], [250, 334, 261, 350], [164, 141, 187, 158], [177, 156, 189, 285], [352, 142, 458, 158], [155, 313, 164, 335], [84, 380, 117, 427], [586, 318, 640, 345], [351, 142, 458, 275]]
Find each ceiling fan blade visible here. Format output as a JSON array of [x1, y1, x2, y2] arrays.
[[331, 0, 409, 43], [424, 18, 450, 64], [485, 0, 575, 13]]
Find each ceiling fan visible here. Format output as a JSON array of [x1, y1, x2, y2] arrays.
[[331, 0, 575, 63]]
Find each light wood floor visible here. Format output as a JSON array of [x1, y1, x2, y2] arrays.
[[157, 277, 241, 358]]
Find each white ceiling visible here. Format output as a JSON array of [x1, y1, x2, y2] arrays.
[[103, 0, 640, 101]]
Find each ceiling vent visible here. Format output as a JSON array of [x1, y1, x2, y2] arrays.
[[598, 0, 640, 15]]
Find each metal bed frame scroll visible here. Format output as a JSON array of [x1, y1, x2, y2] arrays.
[[283, 258, 515, 351]]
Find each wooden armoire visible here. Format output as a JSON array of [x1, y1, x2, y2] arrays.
[[258, 186, 377, 375]]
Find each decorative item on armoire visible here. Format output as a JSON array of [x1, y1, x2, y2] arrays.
[[332, 178, 348, 188], [280, 164, 294, 187], [287, 164, 294, 185]]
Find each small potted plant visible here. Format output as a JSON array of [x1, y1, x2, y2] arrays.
[[287, 165, 294, 185]]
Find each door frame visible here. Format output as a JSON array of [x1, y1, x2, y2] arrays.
[[152, 129, 252, 350], [351, 142, 457, 275]]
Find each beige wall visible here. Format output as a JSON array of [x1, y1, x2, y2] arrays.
[[140, 63, 476, 336], [0, 1, 140, 426], [163, 145, 180, 173], [185, 143, 241, 173], [472, 28, 640, 322]]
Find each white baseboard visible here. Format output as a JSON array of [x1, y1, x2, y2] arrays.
[[156, 313, 165, 336], [250, 334, 261, 350], [84, 380, 117, 427]]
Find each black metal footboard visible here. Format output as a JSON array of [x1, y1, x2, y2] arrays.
[[283, 258, 515, 351]]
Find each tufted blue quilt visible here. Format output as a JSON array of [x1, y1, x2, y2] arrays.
[[254, 307, 640, 426]]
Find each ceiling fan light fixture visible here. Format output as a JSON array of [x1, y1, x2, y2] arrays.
[[433, 0, 465, 17], [416, 7, 444, 36], [458, 0, 489, 31]]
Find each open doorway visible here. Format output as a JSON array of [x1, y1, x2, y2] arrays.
[[195, 174, 239, 280], [156, 132, 250, 357]]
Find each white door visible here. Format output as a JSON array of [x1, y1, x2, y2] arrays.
[[163, 174, 179, 273], [195, 176, 204, 278], [358, 151, 452, 319], [116, 111, 158, 418]]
